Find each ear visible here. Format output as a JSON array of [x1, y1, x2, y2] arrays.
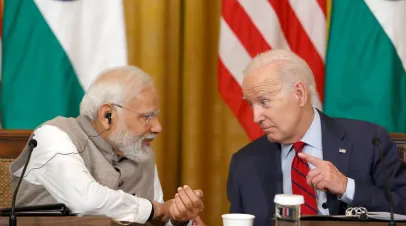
[[98, 103, 113, 129], [293, 81, 308, 107]]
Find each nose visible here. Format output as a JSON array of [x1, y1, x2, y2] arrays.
[[253, 105, 265, 124], [149, 117, 162, 134]]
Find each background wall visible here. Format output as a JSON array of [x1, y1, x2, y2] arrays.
[[124, 1, 250, 225]]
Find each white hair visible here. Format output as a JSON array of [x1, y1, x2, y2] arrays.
[[243, 49, 322, 111], [80, 65, 154, 120]]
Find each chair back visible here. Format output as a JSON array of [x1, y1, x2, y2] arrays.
[[0, 130, 32, 208], [391, 133, 406, 161]]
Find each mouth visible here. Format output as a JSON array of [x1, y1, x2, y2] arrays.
[[142, 138, 154, 146], [261, 126, 274, 132]]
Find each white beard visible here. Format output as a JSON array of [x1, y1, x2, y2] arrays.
[[107, 122, 155, 163]]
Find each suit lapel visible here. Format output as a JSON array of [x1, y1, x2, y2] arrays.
[[256, 138, 283, 211], [319, 111, 353, 214]]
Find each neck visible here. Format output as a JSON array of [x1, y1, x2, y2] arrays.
[[92, 120, 125, 157], [288, 106, 314, 144], [91, 120, 111, 143]]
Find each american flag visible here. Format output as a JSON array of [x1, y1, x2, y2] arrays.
[[218, 0, 327, 140]]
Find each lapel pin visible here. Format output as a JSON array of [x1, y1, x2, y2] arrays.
[[339, 148, 346, 153]]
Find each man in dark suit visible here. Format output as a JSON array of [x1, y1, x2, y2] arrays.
[[227, 49, 406, 226]]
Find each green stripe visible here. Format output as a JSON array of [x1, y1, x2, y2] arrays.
[[1, 0, 84, 129], [324, 0, 406, 133]]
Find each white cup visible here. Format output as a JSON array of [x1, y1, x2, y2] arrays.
[[222, 213, 255, 226]]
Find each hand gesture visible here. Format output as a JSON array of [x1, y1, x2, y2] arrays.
[[299, 153, 348, 196], [170, 185, 204, 223]]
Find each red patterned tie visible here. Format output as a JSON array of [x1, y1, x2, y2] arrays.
[[291, 141, 318, 215]]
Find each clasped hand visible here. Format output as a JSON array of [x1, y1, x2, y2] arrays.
[[152, 185, 204, 225]]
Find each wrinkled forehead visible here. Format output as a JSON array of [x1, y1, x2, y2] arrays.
[[125, 87, 159, 110], [242, 64, 282, 97]]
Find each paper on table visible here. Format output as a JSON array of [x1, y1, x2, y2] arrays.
[[368, 212, 406, 221]]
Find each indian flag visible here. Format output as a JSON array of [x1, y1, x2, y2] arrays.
[[324, 0, 406, 133], [1, 0, 127, 129]]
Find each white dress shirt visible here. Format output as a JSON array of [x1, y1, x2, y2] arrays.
[[13, 125, 185, 225], [281, 108, 355, 215]]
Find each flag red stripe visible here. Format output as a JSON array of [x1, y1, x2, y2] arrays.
[[218, 59, 263, 140], [268, 0, 325, 101], [222, 0, 271, 57], [317, 0, 327, 17]]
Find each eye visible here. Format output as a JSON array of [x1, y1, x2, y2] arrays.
[[143, 114, 151, 121], [144, 111, 159, 121], [260, 99, 270, 107]]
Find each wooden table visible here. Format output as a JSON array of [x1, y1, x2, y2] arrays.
[[276, 221, 406, 226], [2, 216, 406, 226], [0, 216, 144, 226]]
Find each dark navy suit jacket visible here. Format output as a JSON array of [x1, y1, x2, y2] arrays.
[[227, 112, 406, 226]]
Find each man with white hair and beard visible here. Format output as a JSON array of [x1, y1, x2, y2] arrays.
[[227, 49, 406, 226], [10, 66, 205, 226]]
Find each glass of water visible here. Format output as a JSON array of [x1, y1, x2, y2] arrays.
[[274, 194, 304, 226]]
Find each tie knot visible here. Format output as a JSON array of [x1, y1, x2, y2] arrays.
[[293, 141, 306, 153]]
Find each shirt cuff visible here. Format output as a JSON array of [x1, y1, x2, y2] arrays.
[[135, 198, 153, 223], [338, 177, 355, 204]]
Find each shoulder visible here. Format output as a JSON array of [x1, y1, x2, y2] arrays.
[[12, 125, 80, 182], [320, 111, 386, 138], [35, 124, 72, 143], [34, 125, 78, 155], [320, 112, 393, 150], [334, 117, 382, 132], [43, 116, 79, 131], [231, 135, 277, 163]]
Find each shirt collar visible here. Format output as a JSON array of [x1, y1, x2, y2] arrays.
[[281, 108, 322, 159]]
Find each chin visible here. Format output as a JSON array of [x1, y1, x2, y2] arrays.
[[266, 134, 276, 142], [266, 133, 282, 143], [125, 146, 153, 163]]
